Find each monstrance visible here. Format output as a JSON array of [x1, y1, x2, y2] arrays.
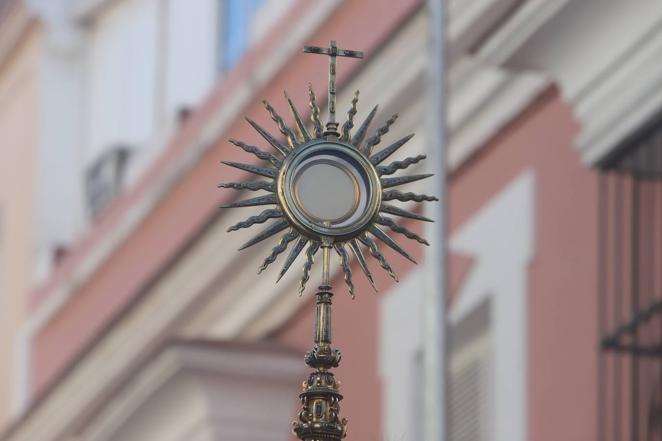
[[219, 40, 437, 440]]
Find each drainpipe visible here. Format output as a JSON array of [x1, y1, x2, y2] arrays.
[[423, 0, 448, 440]]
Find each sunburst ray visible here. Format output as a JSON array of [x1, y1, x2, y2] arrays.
[[284, 91, 311, 143], [362, 114, 398, 156], [221, 194, 277, 209], [369, 225, 417, 264], [262, 100, 298, 147], [379, 204, 433, 222], [359, 233, 398, 282], [227, 208, 283, 232], [245, 117, 290, 156], [258, 229, 299, 273], [369, 133, 415, 165], [334, 243, 355, 298], [381, 173, 433, 189], [377, 155, 426, 176], [221, 70, 438, 297], [349, 239, 377, 292], [217, 181, 275, 192], [308, 83, 323, 139], [382, 190, 438, 203], [299, 242, 320, 295], [352, 105, 378, 147], [376, 216, 428, 245], [229, 138, 282, 167], [221, 161, 278, 179], [340, 90, 360, 142], [277, 237, 308, 282], [238, 219, 289, 251]]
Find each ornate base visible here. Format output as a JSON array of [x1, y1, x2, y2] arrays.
[[293, 286, 348, 440]]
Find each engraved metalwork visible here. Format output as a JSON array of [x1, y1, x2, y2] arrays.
[[370, 133, 416, 165], [382, 189, 439, 203], [217, 181, 274, 192], [362, 113, 398, 156], [219, 40, 438, 441], [294, 285, 348, 441], [377, 154, 427, 175], [278, 141, 382, 240], [303, 40, 364, 136], [227, 208, 282, 232]]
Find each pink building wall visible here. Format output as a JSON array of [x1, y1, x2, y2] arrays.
[[24, 3, 602, 441], [29, 0, 421, 401], [0, 12, 40, 425], [450, 89, 599, 441], [277, 89, 600, 440]]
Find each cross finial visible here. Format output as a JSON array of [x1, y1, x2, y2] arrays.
[[304, 40, 364, 139]]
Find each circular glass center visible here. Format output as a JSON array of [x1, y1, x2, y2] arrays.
[[279, 141, 382, 239], [294, 160, 359, 222]]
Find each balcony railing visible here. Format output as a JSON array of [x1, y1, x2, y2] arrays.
[[598, 113, 662, 441]]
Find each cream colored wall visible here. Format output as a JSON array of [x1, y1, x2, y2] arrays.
[[0, 22, 40, 428]]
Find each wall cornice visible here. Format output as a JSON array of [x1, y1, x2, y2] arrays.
[[76, 340, 304, 441], [501, 1, 662, 164], [575, 20, 662, 164]]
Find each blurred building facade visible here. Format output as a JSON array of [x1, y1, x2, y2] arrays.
[[0, 0, 40, 425], [0, 0, 661, 440]]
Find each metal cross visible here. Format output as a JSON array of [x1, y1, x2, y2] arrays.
[[304, 40, 363, 136]]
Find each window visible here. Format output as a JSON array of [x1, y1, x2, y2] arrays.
[[449, 300, 492, 441], [598, 117, 662, 441], [85, 146, 131, 218], [222, 0, 266, 71], [86, 0, 160, 160]]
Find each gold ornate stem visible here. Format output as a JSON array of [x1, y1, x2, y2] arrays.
[[321, 242, 331, 286], [221, 38, 438, 441], [293, 285, 348, 440]]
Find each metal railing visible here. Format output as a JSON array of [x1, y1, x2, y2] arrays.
[[598, 116, 662, 441]]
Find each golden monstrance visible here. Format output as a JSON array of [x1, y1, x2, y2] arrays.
[[220, 40, 437, 441]]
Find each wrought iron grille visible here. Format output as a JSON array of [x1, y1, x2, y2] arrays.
[[598, 119, 662, 441]]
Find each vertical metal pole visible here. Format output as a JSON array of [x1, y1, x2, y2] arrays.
[[423, 1, 447, 441]]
